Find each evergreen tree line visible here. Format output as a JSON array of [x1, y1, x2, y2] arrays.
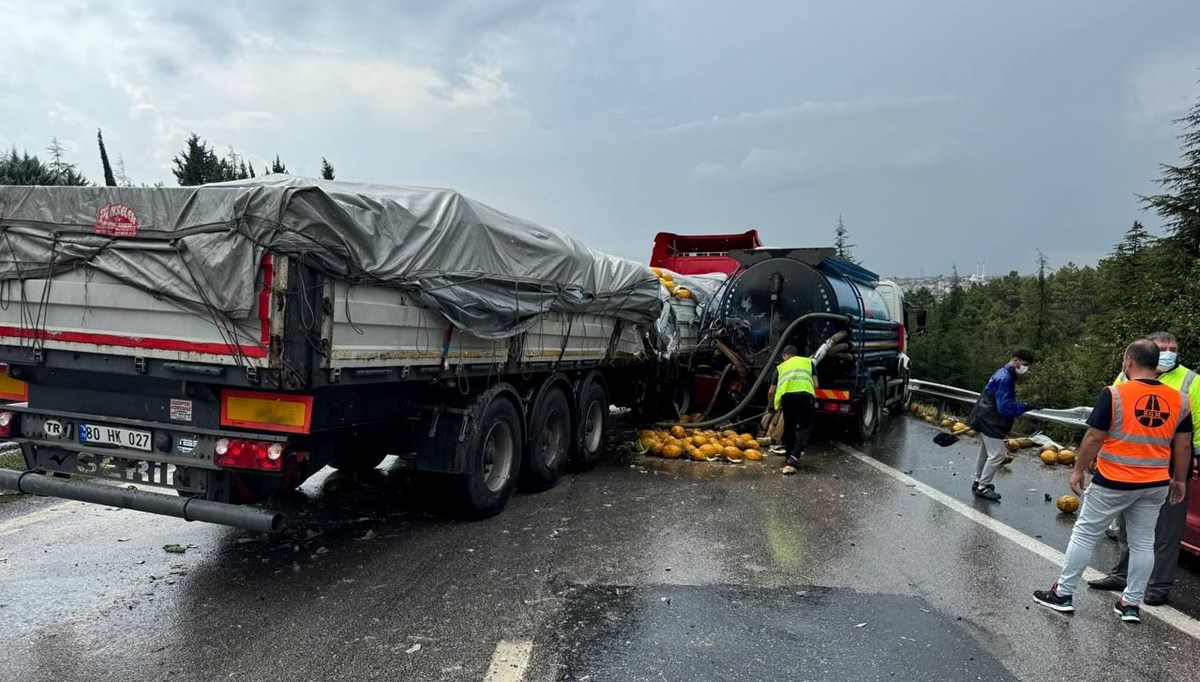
[[908, 92, 1200, 409], [0, 131, 337, 187]]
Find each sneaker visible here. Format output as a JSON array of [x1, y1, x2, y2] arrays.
[[1033, 585, 1074, 613], [781, 465, 798, 475], [769, 446, 787, 455], [971, 481, 980, 494], [973, 484, 1001, 501], [1114, 600, 1141, 623], [1086, 576, 1125, 592]]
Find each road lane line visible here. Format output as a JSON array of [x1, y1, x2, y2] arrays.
[[483, 640, 533, 682], [0, 501, 82, 537], [837, 443, 1200, 640]]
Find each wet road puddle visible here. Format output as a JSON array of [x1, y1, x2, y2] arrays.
[[556, 584, 1015, 682]]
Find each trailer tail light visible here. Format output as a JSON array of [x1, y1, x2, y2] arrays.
[[220, 390, 313, 434], [214, 438, 286, 472], [0, 410, 16, 438], [821, 402, 851, 414], [898, 323, 907, 355], [0, 365, 28, 402]]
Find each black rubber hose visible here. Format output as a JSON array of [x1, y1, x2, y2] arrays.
[[658, 312, 852, 428], [696, 364, 734, 422]]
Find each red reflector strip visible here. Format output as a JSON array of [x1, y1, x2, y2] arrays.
[[815, 389, 850, 400]]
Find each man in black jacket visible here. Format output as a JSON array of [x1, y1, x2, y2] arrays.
[[967, 349, 1041, 501]]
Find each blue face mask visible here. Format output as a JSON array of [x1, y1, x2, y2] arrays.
[[1158, 351, 1178, 372]]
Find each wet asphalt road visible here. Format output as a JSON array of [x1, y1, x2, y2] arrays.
[[3, 415, 1200, 681]]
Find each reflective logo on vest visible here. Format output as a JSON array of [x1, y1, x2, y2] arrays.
[[1134, 394, 1170, 428]]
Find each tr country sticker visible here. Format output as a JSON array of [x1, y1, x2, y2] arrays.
[[94, 203, 139, 237]]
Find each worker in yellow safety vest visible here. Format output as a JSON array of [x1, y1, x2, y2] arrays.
[[767, 345, 816, 476], [1088, 331, 1200, 606]]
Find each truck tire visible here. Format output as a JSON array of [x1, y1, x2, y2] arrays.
[[521, 384, 572, 492], [447, 388, 523, 519], [572, 376, 608, 471], [852, 378, 884, 441], [888, 369, 912, 416]]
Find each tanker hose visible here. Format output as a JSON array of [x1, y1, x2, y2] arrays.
[[657, 312, 852, 429], [697, 364, 734, 422]]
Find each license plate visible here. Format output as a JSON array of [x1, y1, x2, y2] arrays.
[[79, 422, 153, 452]]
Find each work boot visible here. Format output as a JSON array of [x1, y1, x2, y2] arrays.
[[971, 480, 980, 494], [973, 484, 1001, 501], [1086, 576, 1125, 592]]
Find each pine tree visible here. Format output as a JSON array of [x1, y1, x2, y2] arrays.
[[1142, 90, 1200, 264], [271, 155, 287, 174], [42, 137, 89, 185], [97, 129, 117, 186], [833, 214, 857, 263], [114, 154, 132, 187], [171, 134, 224, 186], [248, 164, 256, 178], [320, 157, 335, 180]]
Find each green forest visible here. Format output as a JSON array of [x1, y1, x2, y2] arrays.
[[908, 92, 1200, 410]]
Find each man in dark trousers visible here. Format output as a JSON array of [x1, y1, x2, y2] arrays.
[[967, 348, 1041, 501], [767, 345, 816, 476]]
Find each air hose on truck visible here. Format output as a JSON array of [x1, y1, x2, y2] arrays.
[[658, 312, 852, 429]]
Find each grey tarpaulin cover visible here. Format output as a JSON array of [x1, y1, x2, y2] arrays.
[[0, 177, 663, 339]]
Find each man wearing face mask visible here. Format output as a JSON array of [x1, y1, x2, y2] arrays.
[[1087, 331, 1200, 605], [967, 348, 1042, 501]]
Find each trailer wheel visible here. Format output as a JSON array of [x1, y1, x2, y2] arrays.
[[448, 388, 523, 519], [572, 377, 608, 471], [888, 369, 912, 416], [522, 385, 572, 492], [852, 378, 884, 441]]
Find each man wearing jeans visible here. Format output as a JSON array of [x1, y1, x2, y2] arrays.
[[1034, 340, 1192, 623], [1088, 331, 1200, 605], [968, 349, 1041, 501]]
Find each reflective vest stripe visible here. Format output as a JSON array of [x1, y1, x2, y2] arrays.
[[1111, 388, 1124, 433], [1098, 450, 1171, 467], [775, 356, 815, 408], [1183, 371, 1197, 397]]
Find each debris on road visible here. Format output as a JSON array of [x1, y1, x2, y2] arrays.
[[162, 544, 186, 554]]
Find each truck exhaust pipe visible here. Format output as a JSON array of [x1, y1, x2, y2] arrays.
[[0, 469, 285, 533]]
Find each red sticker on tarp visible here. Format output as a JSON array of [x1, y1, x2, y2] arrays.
[[94, 203, 139, 237]]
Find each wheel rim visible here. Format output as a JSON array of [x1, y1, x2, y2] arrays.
[[583, 400, 604, 453], [482, 421, 515, 493], [863, 389, 878, 432], [541, 407, 567, 467]]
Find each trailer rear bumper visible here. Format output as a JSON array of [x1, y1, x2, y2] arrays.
[[0, 468, 284, 533]]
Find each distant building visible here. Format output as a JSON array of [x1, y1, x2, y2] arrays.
[[889, 264, 992, 299]]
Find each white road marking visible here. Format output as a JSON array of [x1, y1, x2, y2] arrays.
[[0, 501, 82, 537], [838, 443, 1200, 640], [483, 640, 533, 682]]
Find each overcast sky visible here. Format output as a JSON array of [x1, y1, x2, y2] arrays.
[[3, 0, 1199, 277]]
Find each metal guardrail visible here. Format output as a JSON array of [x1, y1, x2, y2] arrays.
[[910, 379, 1092, 430]]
